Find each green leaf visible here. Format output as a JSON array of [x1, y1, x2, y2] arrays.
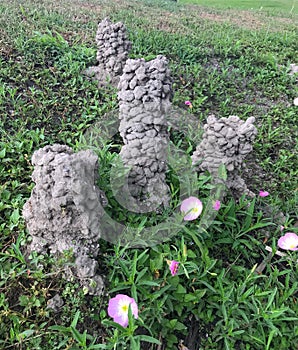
[[131, 284, 137, 302], [197, 280, 217, 293], [48, 325, 70, 334], [169, 275, 179, 287], [176, 284, 186, 294], [71, 310, 81, 329], [218, 163, 227, 181], [138, 281, 160, 287], [266, 330, 277, 350], [130, 250, 138, 283], [108, 285, 132, 294], [184, 293, 197, 302], [169, 319, 178, 328], [130, 334, 139, 349], [150, 284, 172, 299], [135, 267, 148, 284], [118, 259, 131, 281], [265, 287, 277, 311], [240, 221, 272, 235], [19, 295, 29, 306], [150, 255, 163, 271], [101, 320, 126, 332], [174, 321, 187, 331], [19, 329, 35, 339], [70, 326, 84, 345], [265, 307, 289, 319], [134, 334, 161, 345], [243, 197, 256, 231], [186, 249, 197, 258], [10, 208, 20, 225], [182, 227, 205, 257], [128, 304, 136, 331]]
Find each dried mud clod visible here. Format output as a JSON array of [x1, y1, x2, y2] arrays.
[[23, 144, 106, 295], [84, 18, 132, 87], [118, 55, 173, 211], [191, 115, 258, 197]]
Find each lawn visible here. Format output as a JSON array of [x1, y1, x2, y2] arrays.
[[179, 0, 298, 14], [0, 0, 297, 349]]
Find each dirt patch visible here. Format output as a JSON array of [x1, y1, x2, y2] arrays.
[[187, 7, 265, 30], [228, 10, 265, 29], [77, 3, 102, 12], [199, 12, 229, 23], [268, 15, 298, 31], [185, 5, 296, 31], [199, 10, 264, 30], [149, 12, 185, 33], [57, 0, 103, 11]]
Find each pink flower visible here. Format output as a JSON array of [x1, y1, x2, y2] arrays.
[[180, 196, 203, 221], [280, 225, 285, 231], [277, 232, 298, 251], [108, 294, 138, 327], [185, 100, 192, 108], [259, 190, 269, 197], [213, 200, 221, 211], [167, 260, 179, 276]]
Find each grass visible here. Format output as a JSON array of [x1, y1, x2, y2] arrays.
[[179, 0, 298, 14], [0, 0, 297, 349]]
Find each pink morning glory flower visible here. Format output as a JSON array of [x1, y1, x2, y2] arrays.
[[277, 232, 298, 251], [108, 294, 138, 327], [167, 260, 179, 276], [185, 100, 192, 108], [213, 200, 221, 211], [259, 190, 269, 197], [180, 196, 203, 221]]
